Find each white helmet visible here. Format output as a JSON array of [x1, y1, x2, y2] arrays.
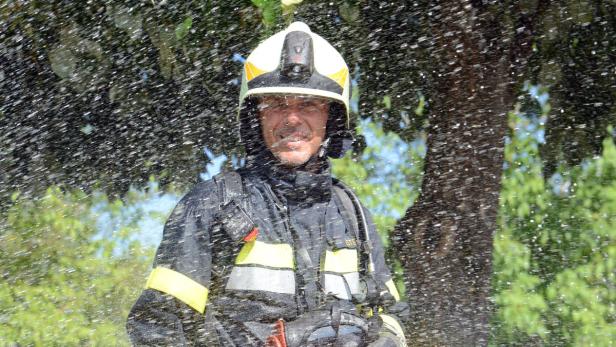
[[238, 21, 354, 158]]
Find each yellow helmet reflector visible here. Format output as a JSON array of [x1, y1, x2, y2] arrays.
[[327, 67, 349, 88], [244, 62, 268, 82], [146, 267, 209, 314]]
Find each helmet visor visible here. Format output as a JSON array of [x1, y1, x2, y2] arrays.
[[255, 94, 332, 118]]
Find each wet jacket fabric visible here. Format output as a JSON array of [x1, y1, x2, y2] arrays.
[[127, 159, 407, 346]]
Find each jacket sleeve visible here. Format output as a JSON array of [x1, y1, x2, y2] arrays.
[[126, 181, 223, 346], [362, 205, 410, 347]]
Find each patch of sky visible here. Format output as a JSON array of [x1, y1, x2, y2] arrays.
[[504, 116, 546, 173], [355, 118, 425, 219], [92, 180, 181, 252], [103, 148, 240, 249], [527, 84, 549, 107], [503, 84, 550, 172], [200, 147, 229, 181], [360, 118, 411, 185], [132, 194, 179, 246], [232, 53, 246, 63], [525, 83, 549, 143], [511, 84, 583, 196], [549, 172, 571, 196]]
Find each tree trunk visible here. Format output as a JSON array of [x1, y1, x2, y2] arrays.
[[393, 1, 542, 345]]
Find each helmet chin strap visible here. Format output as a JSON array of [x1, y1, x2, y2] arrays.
[[318, 137, 331, 158]]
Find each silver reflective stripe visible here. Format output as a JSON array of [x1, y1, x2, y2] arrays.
[[343, 272, 360, 295], [323, 272, 360, 300], [324, 273, 349, 300], [226, 266, 295, 294]]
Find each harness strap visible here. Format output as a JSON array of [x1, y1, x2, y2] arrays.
[[214, 171, 244, 205], [332, 178, 387, 308], [331, 184, 360, 244], [332, 178, 374, 272], [214, 172, 378, 304], [214, 171, 255, 243]]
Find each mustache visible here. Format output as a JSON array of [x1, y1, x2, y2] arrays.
[[272, 126, 312, 146]]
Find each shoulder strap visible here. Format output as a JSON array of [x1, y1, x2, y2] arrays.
[[332, 179, 388, 308], [331, 178, 375, 273], [331, 183, 361, 243], [213, 171, 255, 244], [213, 170, 244, 205]]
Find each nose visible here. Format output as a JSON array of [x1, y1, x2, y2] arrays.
[[283, 107, 303, 126]]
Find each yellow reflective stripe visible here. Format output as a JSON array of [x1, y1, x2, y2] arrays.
[[385, 279, 401, 301], [235, 241, 294, 269], [380, 314, 406, 343], [327, 67, 348, 88], [146, 267, 209, 314], [323, 248, 358, 273], [244, 62, 267, 81]]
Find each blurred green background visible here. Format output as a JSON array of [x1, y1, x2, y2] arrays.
[[2, 107, 614, 345], [1, 0, 614, 345]]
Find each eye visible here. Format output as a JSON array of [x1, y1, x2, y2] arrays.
[[258, 102, 286, 112], [301, 101, 323, 113]]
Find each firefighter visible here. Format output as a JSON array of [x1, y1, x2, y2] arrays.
[[127, 21, 408, 346]]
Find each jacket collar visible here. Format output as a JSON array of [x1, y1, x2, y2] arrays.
[[247, 152, 332, 204]]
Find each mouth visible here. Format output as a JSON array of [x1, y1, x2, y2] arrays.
[[273, 130, 311, 148]]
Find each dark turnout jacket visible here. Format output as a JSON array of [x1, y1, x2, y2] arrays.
[[127, 160, 408, 346]]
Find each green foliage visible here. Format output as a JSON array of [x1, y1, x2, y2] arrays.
[[491, 111, 616, 346], [0, 187, 154, 345], [251, 0, 283, 29], [0, 0, 266, 203], [333, 113, 614, 346], [175, 16, 193, 40], [2, 0, 614, 210], [1, 111, 613, 346]]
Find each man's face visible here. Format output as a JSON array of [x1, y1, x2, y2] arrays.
[[259, 95, 329, 167]]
